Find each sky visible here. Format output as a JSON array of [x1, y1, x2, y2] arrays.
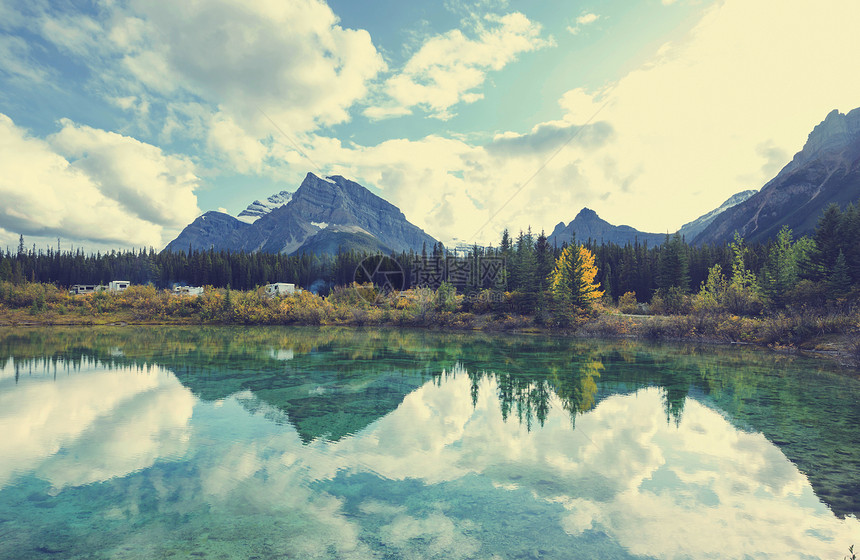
[[1, 0, 859, 252]]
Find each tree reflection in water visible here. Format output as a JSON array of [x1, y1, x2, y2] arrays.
[[1, 325, 859, 517]]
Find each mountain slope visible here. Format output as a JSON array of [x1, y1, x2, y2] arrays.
[[677, 190, 757, 241], [237, 190, 293, 223], [164, 173, 437, 255], [165, 211, 260, 253], [694, 108, 860, 245], [548, 208, 666, 247], [292, 225, 392, 256], [266, 173, 436, 254]]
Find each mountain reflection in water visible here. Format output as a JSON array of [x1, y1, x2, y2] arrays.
[[0, 326, 858, 559]]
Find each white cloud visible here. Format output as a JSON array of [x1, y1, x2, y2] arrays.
[[38, 12, 102, 57], [367, 12, 552, 119], [559, 87, 607, 123], [21, 0, 386, 180], [0, 33, 49, 84], [116, 0, 385, 135], [49, 119, 201, 227], [487, 120, 614, 156], [206, 111, 268, 174], [362, 105, 413, 122], [286, 128, 610, 245], [340, 0, 860, 242], [0, 114, 200, 248], [547, 0, 860, 232], [567, 12, 600, 34], [6, 0, 858, 248]]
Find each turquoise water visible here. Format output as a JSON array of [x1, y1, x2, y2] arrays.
[[0, 326, 858, 559]]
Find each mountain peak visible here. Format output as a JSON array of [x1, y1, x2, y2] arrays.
[[237, 189, 293, 223], [548, 207, 664, 247], [789, 107, 860, 169], [574, 207, 600, 220], [693, 105, 860, 245], [165, 172, 437, 255]]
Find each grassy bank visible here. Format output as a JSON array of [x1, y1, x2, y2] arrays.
[[2, 281, 858, 367]]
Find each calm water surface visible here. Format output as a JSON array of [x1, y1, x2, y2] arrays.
[[0, 326, 858, 559]]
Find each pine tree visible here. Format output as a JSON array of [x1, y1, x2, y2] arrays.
[[0, 259, 11, 282], [762, 226, 797, 308], [806, 203, 843, 280], [512, 229, 537, 292], [827, 250, 851, 300], [838, 203, 860, 283], [550, 244, 603, 314], [534, 231, 553, 292], [498, 228, 513, 290], [602, 262, 613, 302], [657, 233, 690, 292]]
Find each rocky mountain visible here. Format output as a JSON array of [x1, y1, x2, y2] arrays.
[[165, 211, 259, 252], [694, 108, 860, 245], [676, 190, 758, 241], [547, 208, 666, 247], [237, 190, 293, 223], [291, 225, 392, 256], [165, 173, 437, 255]]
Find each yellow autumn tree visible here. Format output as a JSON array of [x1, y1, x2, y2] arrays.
[[549, 244, 603, 314]]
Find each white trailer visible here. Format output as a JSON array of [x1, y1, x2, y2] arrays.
[[265, 283, 297, 296], [109, 281, 130, 293], [173, 286, 204, 296]]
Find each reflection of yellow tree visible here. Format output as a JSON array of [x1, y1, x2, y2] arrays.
[[551, 358, 603, 426], [1, 326, 822, 435], [488, 352, 605, 430]]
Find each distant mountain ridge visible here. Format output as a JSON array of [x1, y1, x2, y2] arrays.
[[165, 173, 438, 255], [694, 107, 860, 245], [547, 208, 667, 247], [676, 190, 757, 241], [168, 107, 860, 256], [549, 107, 860, 248]]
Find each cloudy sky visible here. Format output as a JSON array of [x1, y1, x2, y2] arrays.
[[1, 0, 859, 251]]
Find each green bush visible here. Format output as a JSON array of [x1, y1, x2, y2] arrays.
[[618, 291, 638, 314]]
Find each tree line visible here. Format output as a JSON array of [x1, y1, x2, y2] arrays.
[[2, 201, 858, 315], [490, 202, 859, 313]]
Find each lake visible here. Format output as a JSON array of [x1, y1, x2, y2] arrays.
[[0, 326, 858, 559]]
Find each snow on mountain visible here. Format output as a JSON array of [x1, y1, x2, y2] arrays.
[[676, 190, 757, 241], [164, 173, 438, 255], [237, 190, 294, 223]]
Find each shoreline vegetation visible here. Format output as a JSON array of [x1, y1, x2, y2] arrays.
[[4, 202, 860, 369], [2, 280, 858, 369]]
